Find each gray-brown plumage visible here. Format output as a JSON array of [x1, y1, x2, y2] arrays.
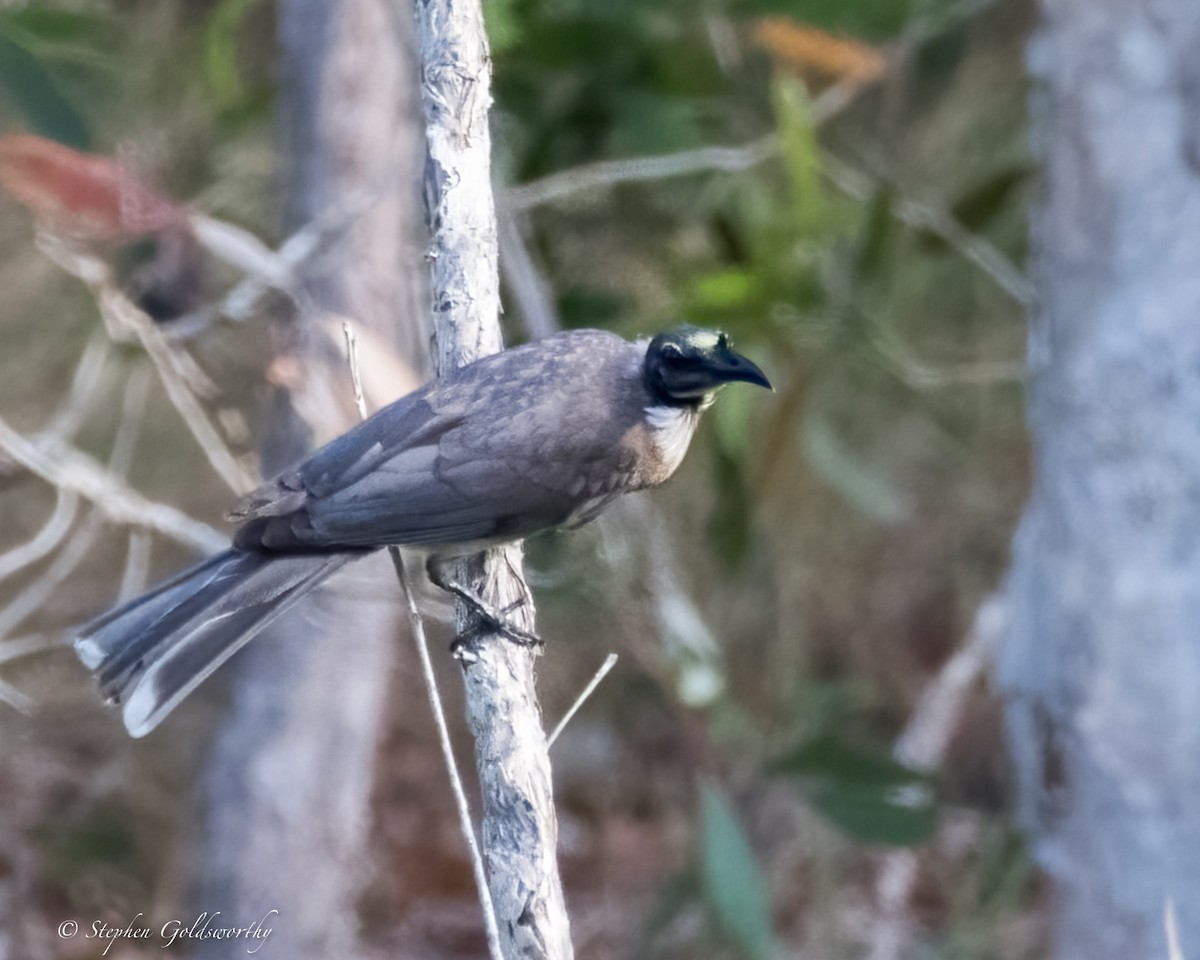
[[76, 326, 770, 736]]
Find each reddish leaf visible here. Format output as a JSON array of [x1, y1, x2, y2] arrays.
[[753, 18, 885, 86], [0, 134, 186, 241]]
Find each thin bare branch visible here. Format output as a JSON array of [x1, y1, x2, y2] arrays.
[[0, 489, 79, 582], [392, 548, 505, 960], [0, 415, 225, 554], [548, 653, 618, 747], [0, 510, 105, 641], [35, 235, 258, 494], [501, 79, 859, 213], [501, 114, 1032, 314], [40, 335, 111, 442], [341, 321, 369, 422], [188, 213, 295, 290], [499, 212, 560, 341], [0, 368, 154, 645], [822, 155, 1036, 310], [869, 324, 1025, 390], [118, 532, 152, 603], [109, 364, 152, 477], [866, 597, 1006, 960], [165, 192, 381, 341], [0, 677, 33, 714], [342, 318, 503, 960], [504, 136, 778, 213], [895, 598, 1003, 768], [1167, 898, 1184, 960], [0, 633, 64, 665]]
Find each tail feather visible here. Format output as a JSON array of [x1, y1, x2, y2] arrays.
[[75, 549, 358, 737]]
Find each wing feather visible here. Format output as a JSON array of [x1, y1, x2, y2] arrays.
[[233, 330, 646, 552]]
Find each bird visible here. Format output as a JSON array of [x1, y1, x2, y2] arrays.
[[75, 325, 772, 736]]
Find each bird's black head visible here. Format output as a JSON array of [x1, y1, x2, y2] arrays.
[[643, 326, 772, 406]]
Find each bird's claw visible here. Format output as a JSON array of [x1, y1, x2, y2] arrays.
[[426, 559, 543, 652], [450, 614, 544, 659]]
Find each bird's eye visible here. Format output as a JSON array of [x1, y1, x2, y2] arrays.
[[717, 333, 729, 349]]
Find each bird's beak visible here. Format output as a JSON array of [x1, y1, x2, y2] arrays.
[[710, 346, 773, 391]]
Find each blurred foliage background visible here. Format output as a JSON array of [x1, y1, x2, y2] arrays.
[[0, 0, 1043, 957]]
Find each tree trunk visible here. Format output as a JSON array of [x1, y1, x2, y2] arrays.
[[414, 0, 574, 955], [1000, 2, 1200, 956], [195, 1, 428, 956]]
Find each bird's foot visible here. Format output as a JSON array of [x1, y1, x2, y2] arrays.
[[427, 558, 544, 651]]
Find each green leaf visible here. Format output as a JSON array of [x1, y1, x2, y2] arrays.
[[771, 733, 938, 846], [0, 7, 109, 45], [0, 31, 89, 148], [700, 783, 774, 960], [771, 75, 825, 238], [807, 780, 937, 846], [690, 268, 759, 312], [204, 0, 267, 116], [772, 732, 927, 786]]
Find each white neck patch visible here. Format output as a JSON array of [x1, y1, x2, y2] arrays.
[[645, 403, 703, 475]]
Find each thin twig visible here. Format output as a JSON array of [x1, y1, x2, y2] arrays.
[[40, 335, 111, 442], [0, 676, 33, 714], [869, 324, 1025, 390], [118, 532, 152, 603], [35, 235, 258, 494], [341, 321, 369, 422], [499, 205, 724, 716], [548, 653, 619, 747], [1166, 898, 1184, 960], [391, 548, 505, 960], [0, 489, 79, 582], [822, 155, 1036, 310], [0, 414, 225, 554], [188, 213, 294, 290], [866, 597, 1006, 960], [109, 364, 152, 478], [342, 320, 504, 960], [0, 510, 105, 642], [501, 125, 1033, 314], [504, 136, 778, 212], [164, 194, 380, 341], [0, 633, 64, 665], [498, 212, 560, 341], [0, 377, 152, 643], [501, 79, 858, 213]]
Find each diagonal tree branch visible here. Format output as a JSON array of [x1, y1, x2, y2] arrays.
[[35, 236, 258, 494], [0, 415, 225, 554]]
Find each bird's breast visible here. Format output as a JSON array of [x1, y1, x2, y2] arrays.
[[641, 404, 702, 483]]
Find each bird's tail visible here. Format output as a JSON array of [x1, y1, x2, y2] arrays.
[[75, 548, 358, 737]]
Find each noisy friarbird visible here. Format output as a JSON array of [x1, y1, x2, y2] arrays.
[[76, 326, 771, 736]]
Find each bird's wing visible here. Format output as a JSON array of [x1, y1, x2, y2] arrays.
[[233, 387, 597, 552], [233, 330, 644, 552]]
